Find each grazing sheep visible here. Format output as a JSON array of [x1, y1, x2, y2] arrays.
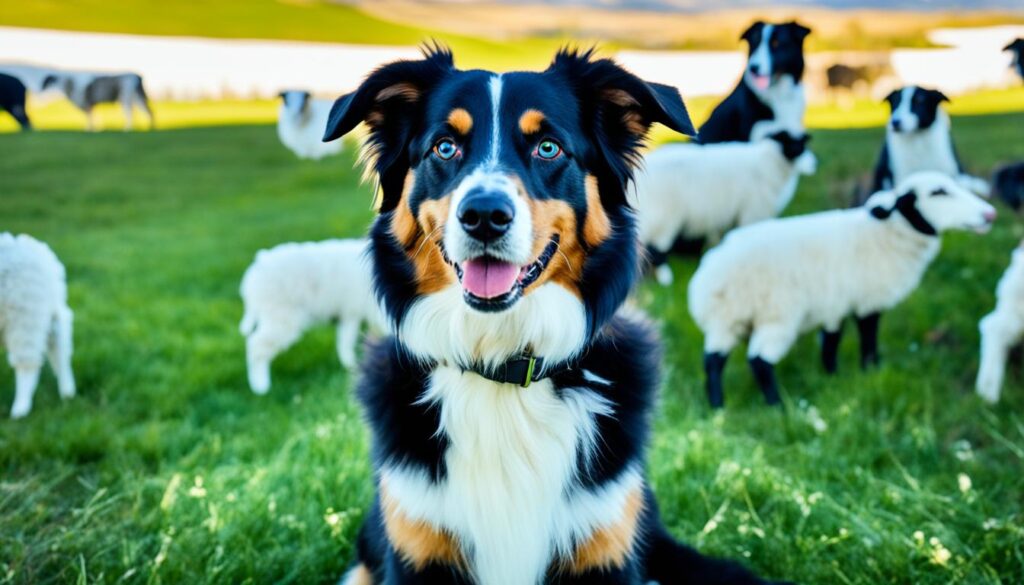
[[277, 90, 343, 160], [688, 172, 995, 408], [239, 239, 382, 394], [976, 243, 1024, 403], [0, 233, 75, 418], [42, 71, 154, 132], [632, 129, 815, 285]]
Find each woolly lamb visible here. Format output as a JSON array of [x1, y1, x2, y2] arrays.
[[239, 238, 382, 394], [689, 172, 995, 408], [0, 233, 75, 418], [632, 129, 815, 286], [277, 90, 343, 160], [976, 243, 1024, 403]]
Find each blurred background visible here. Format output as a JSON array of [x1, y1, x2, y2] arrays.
[[2, 0, 1023, 131]]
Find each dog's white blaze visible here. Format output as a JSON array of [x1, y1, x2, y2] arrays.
[[488, 74, 504, 164], [444, 168, 533, 266], [399, 282, 587, 370], [892, 86, 920, 132], [383, 372, 637, 585], [750, 24, 775, 78]]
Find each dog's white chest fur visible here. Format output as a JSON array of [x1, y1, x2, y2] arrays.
[[383, 367, 632, 585], [887, 116, 958, 186]]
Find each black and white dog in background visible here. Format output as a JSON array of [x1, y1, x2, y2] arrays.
[[42, 72, 154, 131], [869, 86, 989, 197], [699, 21, 811, 144], [0, 72, 31, 131], [1005, 38, 1023, 82]]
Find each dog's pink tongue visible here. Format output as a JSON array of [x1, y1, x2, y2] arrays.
[[754, 74, 771, 90], [461, 258, 520, 299]]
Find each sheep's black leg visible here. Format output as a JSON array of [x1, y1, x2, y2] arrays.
[[821, 323, 844, 375], [645, 245, 669, 269], [704, 352, 729, 409], [749, 357, 782, 406], [856, 312, 881, 369], [670, 235, 706, 256]]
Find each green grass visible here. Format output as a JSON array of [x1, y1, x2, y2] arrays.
[[2, 109, 1024, 584], [0, 0, 558, 71]]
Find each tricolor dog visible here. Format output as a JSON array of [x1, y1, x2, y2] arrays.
[[869, 86, 989, 196], [699, 21, 811, 144], [42, 72, 154, 131], [325, 47, 786, 585]]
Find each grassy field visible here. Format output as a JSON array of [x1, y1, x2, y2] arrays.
[[2, 108, 1024, 585], [0, 0, 558, 71]]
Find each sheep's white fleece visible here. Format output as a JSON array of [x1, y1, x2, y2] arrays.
[[688, 198, 939, 361], [631, 137, 811, 253], [277, 96, 343, 160], [976, 243, 1024, 403], [0, 233, 75, 418], [239, 238, 383, 393]]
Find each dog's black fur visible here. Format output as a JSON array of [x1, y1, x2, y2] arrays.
[[0, 73, 31, 130], [325, 47, 788, 585], [1006, 39, 1024, 81], [698, 21, 810, 144], [994, 162, 1024, 210]]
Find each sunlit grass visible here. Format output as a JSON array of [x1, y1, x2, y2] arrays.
[[1, 109, 1023, 583]]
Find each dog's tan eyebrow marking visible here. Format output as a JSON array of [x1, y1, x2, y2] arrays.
[[447, 108, 473, 135], [519, 109, 546, 134]]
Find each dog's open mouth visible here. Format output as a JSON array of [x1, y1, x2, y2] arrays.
[[446, 235, 560, 312]]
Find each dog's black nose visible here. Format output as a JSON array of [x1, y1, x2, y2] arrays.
[[749, 64, 762, 75], [891, 119, 902, 131], [458, 193, 515, 242]]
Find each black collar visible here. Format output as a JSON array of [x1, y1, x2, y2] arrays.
[[869, 192, 937, 237], [464, 355, 574, 388]]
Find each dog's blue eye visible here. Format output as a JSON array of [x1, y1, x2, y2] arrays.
[[434, 139, 459, 160], [536, 140, 562, 160]]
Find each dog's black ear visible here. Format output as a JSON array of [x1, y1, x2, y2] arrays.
[[1004, 39, 1024, 52], [931, 89, 951, 104], [41, 74, 57, 89], [278, 91, 287, 100], [322, 45, 454, 145], [741, 21, 765, 43], [790, 21, 812, 40], [548, 48, 694, 197], [883, 89, 900, 108]]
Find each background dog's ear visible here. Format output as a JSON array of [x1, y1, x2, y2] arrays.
[[883, 89, 900, 108], [931, 89, 951, 104], [1004, 39, 1023, 52], [548, 48, 694, 199], [740, 21, 765, 43], [41, 75, 57, 89], [789, 21, 812, 40]]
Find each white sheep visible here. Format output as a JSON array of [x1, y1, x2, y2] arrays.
[[976, 243, 1024, 403], [688, 171, 995, 408], [0, 233, 75, 418], [277, 90, 343, 160], [631, 129, 815, 286], [239, 238, 383, 394]]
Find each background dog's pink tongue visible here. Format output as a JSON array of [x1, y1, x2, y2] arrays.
[[754, 74, 770, 90], [461, 258, 519, 299]]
